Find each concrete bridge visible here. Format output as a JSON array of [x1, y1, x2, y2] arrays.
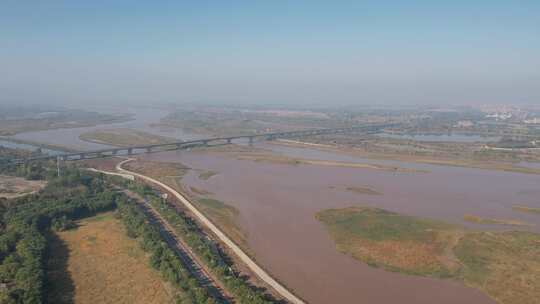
[[8, 123, 394, 165]]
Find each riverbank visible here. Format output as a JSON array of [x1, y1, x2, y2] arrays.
[[79, 128, 177, 147], [273, 139, 540, 175], [115, 159, 306, 304]]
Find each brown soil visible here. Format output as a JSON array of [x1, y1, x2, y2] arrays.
[[0, 175, 46, 199], [124, 159, 190, 179], [79, 157, 125, 171]]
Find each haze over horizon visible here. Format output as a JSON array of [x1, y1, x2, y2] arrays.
[[1, 1, 539, 107]]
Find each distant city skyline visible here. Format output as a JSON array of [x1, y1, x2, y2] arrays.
[[1, 1, 539, 106]]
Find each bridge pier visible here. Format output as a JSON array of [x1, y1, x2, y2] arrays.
[[226, 138, 232, 144], [127, 148, 133, 155], [248, 136, 254, 145], [146, 147, 152, 153], [202, 140, 209, 146]]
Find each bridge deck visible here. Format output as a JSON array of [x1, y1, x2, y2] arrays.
[[8, 124, 395, 164]]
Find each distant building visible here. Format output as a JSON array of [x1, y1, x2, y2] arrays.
[[524, 117, 540, 124], [486, 112, 512, 121], [455, 120, 474, 128]]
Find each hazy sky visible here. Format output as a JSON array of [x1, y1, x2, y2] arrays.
[[1, 1, 539, 106]]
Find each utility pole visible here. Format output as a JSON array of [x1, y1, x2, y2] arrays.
[[57, 155, 61, 177]]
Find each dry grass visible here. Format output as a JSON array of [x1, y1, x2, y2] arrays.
[[235, 153, 427, 173], [317, 206, 540, 304], [0, 175, 46, 199], [79, 128, 176, 147], [47, 213, 176, 304], [463, 214, 534, 226], [512, 205, 540, 215], [124, 160, 189, 180], [455, 231, 540, 304], [271, 140, 540, 175], [316, 207, 458, 277]]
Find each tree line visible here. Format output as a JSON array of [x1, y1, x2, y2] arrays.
[[0, 159, 228, 304], [116, 196, 218, 304], [119, 179, 278, 304], [0, 165, 117, 304]]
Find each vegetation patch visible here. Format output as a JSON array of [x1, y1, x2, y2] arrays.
[[463, 214, 533, 226], [196, 198, 247, 250], [124, 160, 189, 180], [0, 166, 118, 303], [316, 207, 459, 276], [189, 186, 213, 196], [512, 205, 540, 215], [236, 153, 426, 172], [345, 186, 381, 195], [198, 170, 218, 181], [455, 231, 540, 304], [47, 213, 175, 304], [79, 128, 176, 147], [316, 206, 540, 304]]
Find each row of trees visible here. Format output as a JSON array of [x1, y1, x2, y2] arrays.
[[121, 179, 275, 304], [116, 197, 218, 304]]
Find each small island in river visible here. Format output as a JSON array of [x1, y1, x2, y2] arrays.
[[316, 207, 540, 304]]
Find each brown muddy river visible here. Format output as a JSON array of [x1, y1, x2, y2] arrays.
[[7, 108, 538, 303], [140, 145, 540, 304]]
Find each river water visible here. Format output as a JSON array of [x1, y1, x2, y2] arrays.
[[7, 106, 201, 151], [5, 107, 539, 303], [138, 144, 539, 304]]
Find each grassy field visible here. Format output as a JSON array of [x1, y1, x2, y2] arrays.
[[463, 214, 533, 226], [316, 207, 540, 304], [79, 128, 176, 147], [512, 205, 540, 214], [455, 231, 540, 304], [316, 207, 459, 277], [47, 213, 176, 304]]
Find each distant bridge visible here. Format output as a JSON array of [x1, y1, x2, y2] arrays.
[[7, 124, 394, 165]]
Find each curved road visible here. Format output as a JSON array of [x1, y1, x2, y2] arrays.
[[115, 158, 305, 304]]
